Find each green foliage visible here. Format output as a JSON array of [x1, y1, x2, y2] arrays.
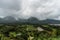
[[0, 24, 60, 40]]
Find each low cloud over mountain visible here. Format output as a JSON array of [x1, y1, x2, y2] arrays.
[[0, 0, 60, 20]]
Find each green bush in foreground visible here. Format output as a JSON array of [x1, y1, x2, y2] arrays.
[[0, 24, 60, 40]]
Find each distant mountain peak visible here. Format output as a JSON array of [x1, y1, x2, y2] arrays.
[[0, 16, 59, 24], [4, 16, 16, 20]]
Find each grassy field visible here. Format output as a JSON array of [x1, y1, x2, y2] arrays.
[[0, 24, 60, 40]]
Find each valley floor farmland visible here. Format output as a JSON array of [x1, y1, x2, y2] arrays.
[[0, 24, 60, 40]]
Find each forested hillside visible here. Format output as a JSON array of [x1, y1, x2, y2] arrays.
[[0, 24, 60, 40]]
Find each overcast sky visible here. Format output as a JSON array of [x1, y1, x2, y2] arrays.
[[0, 0, 60, 20]]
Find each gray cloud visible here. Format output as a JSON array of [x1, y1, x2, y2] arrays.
[[0, 0, 60, 20], [0, 0, 20, 10], [18, 0, 60, 20], [0, 0, 20, 18]]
